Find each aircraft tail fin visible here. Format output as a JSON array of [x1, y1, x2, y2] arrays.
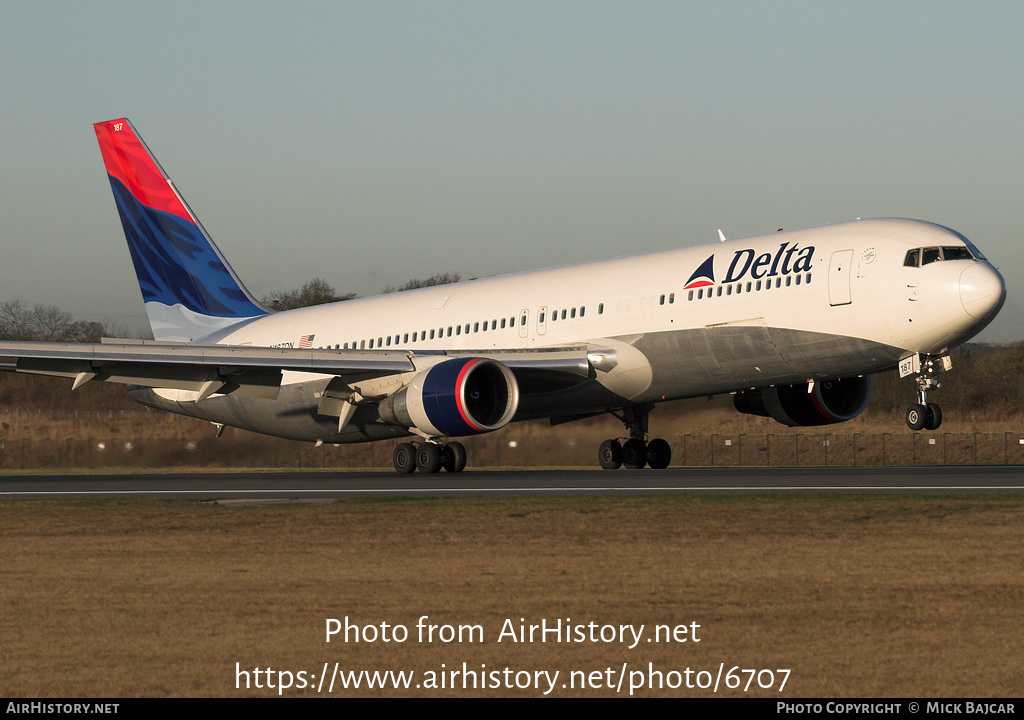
[[94, 118, 268, 342]]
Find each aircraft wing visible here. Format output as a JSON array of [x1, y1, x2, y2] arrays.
[[0, 340, 593, 401]]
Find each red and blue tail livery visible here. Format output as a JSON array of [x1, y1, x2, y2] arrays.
[[94, 118, 267, 342]]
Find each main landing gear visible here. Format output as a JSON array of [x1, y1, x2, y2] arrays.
[[393, 440, 467, 474], [903, 353, 950, 431], [598, 404, 672, 470]]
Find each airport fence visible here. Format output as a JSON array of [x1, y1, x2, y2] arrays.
[[3, 432, 1024, 470]]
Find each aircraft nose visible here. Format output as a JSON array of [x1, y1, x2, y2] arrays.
[[960, 262, 1006, 319]]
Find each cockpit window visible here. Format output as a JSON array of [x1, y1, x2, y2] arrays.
[[942, 246, 974, 261], [905, 245, 978, 267]]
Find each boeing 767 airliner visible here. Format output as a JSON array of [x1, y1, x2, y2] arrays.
[[0, 119, 1006, 473]]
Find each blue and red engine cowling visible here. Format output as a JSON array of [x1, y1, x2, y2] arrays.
[[733, 376, 871, 426], [378, 357, 520, 437]]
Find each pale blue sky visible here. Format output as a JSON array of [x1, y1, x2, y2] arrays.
[[1, 1, 1022, 341]]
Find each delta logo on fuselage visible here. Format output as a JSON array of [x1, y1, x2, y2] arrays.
[[683, 242, 815, 290]]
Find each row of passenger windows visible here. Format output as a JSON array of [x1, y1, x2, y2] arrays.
[[337, 305, 593, 349], [687, 273, 812, 301], [312, 279, 777, 350], [903, 246, 976, 267], [345, 315, 519, 349], [539, 306, 587, 323]]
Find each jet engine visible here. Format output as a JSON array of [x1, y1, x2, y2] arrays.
[[733, 376, 871, 427], [379, 357, 520, 436]]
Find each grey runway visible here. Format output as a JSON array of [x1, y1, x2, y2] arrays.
[[0, 465, 1022, 499]]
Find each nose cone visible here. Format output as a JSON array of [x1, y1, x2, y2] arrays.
[[960, 263, 1006, 319]]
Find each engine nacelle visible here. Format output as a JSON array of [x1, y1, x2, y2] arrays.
[[733, 376, 871, 427], [379, 357, 519, 437]]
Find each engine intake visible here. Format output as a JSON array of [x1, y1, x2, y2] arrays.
[[379, 357, 519, 436], [734, 376, 871, 427]]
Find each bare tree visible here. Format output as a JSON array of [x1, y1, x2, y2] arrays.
[[260, 278, 356, 311], [383, 272, 462, 293], [0, 300, 107, 342]]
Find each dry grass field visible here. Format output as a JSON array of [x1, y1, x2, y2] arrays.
[[5, 392, 1024, 471], [2, 494, 1022, 697]]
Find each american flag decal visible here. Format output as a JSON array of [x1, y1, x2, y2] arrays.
[[298, 334, 315, 348]]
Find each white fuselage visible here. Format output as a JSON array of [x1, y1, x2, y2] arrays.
[[138, 217, 1004, 442]]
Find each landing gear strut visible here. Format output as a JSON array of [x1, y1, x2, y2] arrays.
[[598, 404, 672, 469], [903, 354, 949, 431], [393, 440, 467, 474]]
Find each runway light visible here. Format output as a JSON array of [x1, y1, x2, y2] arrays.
[[508, 441, 518, 448]]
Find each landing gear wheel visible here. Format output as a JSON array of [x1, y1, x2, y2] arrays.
[[393, 443, 416, 474], [442, 441, 467, 473], [622, 439, 648, 469], [599, 440, 622, 470], [925, 403, 943, 431], [906, 404, 927, 431], [646, 438, 671, 469], [416, 443, 443, 473]]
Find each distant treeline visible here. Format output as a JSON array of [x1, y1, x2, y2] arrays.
[[260, 274, 462, 310]]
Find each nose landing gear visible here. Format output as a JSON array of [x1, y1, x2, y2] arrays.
[[901, 353, 951, 431]]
